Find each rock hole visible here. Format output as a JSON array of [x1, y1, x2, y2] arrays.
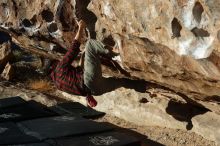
[[191, 27, 210, 37], [1, 3, 7, 8], [0, 31, 11, 44], [103, 35, 115, 47], [5, 22, 13, 27], [139, 98, 149, 104], [4, 22, 13, 27], [193, 2, 204, 23], [102, 28, 106, 33], [171, 18, 182, 38], [22, 19, 33, 27], [30, 15, 37, 25], [48, 23, 58, 33], [217, 30, 220, 42], [41, 9, 54, 22], [19, 28, 26, 32], [8, 22, 13, 26]]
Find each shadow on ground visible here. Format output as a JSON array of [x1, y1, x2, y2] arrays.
[[166, 100, 209, 130], [102, 122, 165, 146]]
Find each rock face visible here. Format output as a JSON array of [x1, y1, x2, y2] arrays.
[[0, 0, 220, 113], [0, 42, 12, 73], [61, 88, 220, 145], [1, 63, 14, 81], [91, 0, 220, 59], [89, 0, 220, 101]]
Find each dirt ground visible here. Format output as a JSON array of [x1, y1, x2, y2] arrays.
[[95, 114, 216, 146]]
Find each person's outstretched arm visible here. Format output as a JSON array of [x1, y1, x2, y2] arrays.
[[75, 20, 86, 43], [60, 20, 86, 66]]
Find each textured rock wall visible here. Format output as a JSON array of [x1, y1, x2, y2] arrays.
[[91, 0, 220, 58], [0, 42, 12, 73], [88, 0, 220, 112], [0, 0, 219, 113]]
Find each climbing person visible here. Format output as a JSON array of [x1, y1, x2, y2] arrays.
[[48, 20, 118, 107]]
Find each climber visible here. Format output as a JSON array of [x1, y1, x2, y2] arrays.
[[48, 20, 118, 108]]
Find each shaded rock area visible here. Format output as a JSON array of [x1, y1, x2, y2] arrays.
[[0, 0, 219, 114]]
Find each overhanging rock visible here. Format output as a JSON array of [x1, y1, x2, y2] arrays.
[[0, 0, 219, 113]]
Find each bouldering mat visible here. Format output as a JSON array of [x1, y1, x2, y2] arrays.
[[50, 102, 105, 118], [0, 100, 58, 122], [19, 116, 114, 139], [0, 122, 38, 145], [50, 131, 140, 146], [0, 96, 26, 109]]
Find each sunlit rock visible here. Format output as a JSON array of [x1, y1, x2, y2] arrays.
[[0, 0, 219, 113], [0, 42, 12, 73]]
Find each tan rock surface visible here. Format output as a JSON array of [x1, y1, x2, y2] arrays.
[[88, 0, 220, 113], [192, 112, 220, 146], [0, 0, 219, 113], [0, 42, 12, 73], [1, 63, 14, 81]]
